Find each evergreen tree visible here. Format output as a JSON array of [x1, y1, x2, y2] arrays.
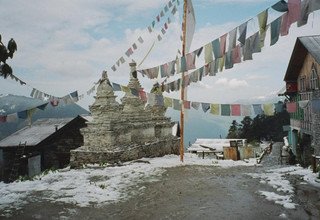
[[227, 120, 240, 138], [227, 105, 290, 143]]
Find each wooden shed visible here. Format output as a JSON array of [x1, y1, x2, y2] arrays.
[[0, 115, 89, 182]]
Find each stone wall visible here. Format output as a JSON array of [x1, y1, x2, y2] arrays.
[[70, 138, 180, 168], [312, 90, 320, 156]]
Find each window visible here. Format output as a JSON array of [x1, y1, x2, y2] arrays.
[[310, 64, 319, 90], [299, 76, 306, 91]]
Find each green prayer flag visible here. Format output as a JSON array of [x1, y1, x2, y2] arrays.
[[221, 104, 231, 116]]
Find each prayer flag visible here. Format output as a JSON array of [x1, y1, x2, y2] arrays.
[[220, 34, 227, 56], [161, 28, 166, 35], [201, 103, 210, 113], [212, 39, 221, 59], [231, 104, 241, 116], [160, 10, 164, 17], [281, 12, 290, 36], [272, 0, 288, 12], [125, 48, 134, 57], [258, 9, 268, 33], [288, 0, 301, 24], [139, 89, 147, 102], [186, 52, 196, 70], [37, 103, 48, 111], [120, 57, 125, 64], [225, 50, 234, 69], [184, 101, 191, 109], [132, 43, 137, 50], [196, 47, 203, 57], [275, 102, 284, 113], [253, 104, 263, 115], [204, 42, 213, 64], [164, 97, 173, 108], [30, 88, 36, 97], [191, 101, 200, 110], [70, 91, 79, 102], [50, 99, 59, 107], [263, 103, 275, 116], [229, 28, 237, 50], [238, 22, 248, 45], [130, 88, 139, 97], [241, 105, 252, 116], [232, 45, 241, 64], [173, 99, 181, 110], [270, 16, 282, 46], [138, 36, 144, 43], [185, 0, 196, 53], [210, 104, 220, 115], [148, 26, 152, 33], [219, 55, 225, 72], [286, 102, 297, 113], [147, 93, 156, 106], [112, 83, 121, 91], [155, 95, 164, 106], [158, 35, 162, 41], [221, 104, 231, 116], [121, 85, 130, 93]]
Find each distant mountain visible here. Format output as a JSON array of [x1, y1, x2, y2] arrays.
[[166, 108, 240, 146], [0, 95, 89, 140]]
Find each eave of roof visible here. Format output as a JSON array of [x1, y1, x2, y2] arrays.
[[284, 35, 320, 82]]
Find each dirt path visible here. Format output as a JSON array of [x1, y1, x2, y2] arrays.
[[7, 165, 319, 220]]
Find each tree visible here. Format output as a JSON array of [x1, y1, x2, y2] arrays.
[[227, 103, 290, 143], [0, 34, 17, 79], [227, 120, 240, 138]]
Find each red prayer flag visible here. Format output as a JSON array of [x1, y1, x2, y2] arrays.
[[220, 33, 227, 55], [286, 102, 297, 113], [139, 89, 147, 102], [231, 104, 241, 116], [184, 101, 191, 109]]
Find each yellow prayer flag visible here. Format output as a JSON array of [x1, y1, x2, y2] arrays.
[[219, 55, 225, 72], [121, 85, 130, 93], [164, 97, 173, 108], [263, 103, 274, 116], [210, 104, 220, 115]]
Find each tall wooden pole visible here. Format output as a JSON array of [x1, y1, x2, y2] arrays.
[[180, 0, 187, 162]]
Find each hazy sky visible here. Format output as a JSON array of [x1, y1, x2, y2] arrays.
[[1, 0, 319, 110]]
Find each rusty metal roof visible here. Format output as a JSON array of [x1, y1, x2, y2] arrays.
[[284, 35, 320, 81], [0, 118, 73, 147]]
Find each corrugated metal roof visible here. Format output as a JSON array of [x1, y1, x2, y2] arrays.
[[0, 118, 73, 147], [299, 35, 320, 63], [284, 35, 320, 81]]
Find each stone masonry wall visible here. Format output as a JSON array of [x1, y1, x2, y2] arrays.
[[70, 138, 179, 168], [312, 90, 320, 155]]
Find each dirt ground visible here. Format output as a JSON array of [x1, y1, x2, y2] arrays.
[[5, 164, 320, 220]]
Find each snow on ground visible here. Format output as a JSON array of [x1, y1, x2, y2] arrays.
[[0, 153, 257, 215], [247, 165, 320, 210]]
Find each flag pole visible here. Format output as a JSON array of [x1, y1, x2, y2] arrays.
[[180, 0, 187, 162]]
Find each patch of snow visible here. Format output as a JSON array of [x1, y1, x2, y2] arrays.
[[259, 191, 297, 209], [0, 153, 257, 214], [279, 213, 288, 218], [247, 165, 320, 210]]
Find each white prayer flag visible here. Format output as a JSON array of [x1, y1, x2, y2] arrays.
[[185, 0, 196, 53]]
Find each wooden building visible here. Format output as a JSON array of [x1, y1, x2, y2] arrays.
[[0, 115, 89, 182], [283, 35, 320, 166]]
